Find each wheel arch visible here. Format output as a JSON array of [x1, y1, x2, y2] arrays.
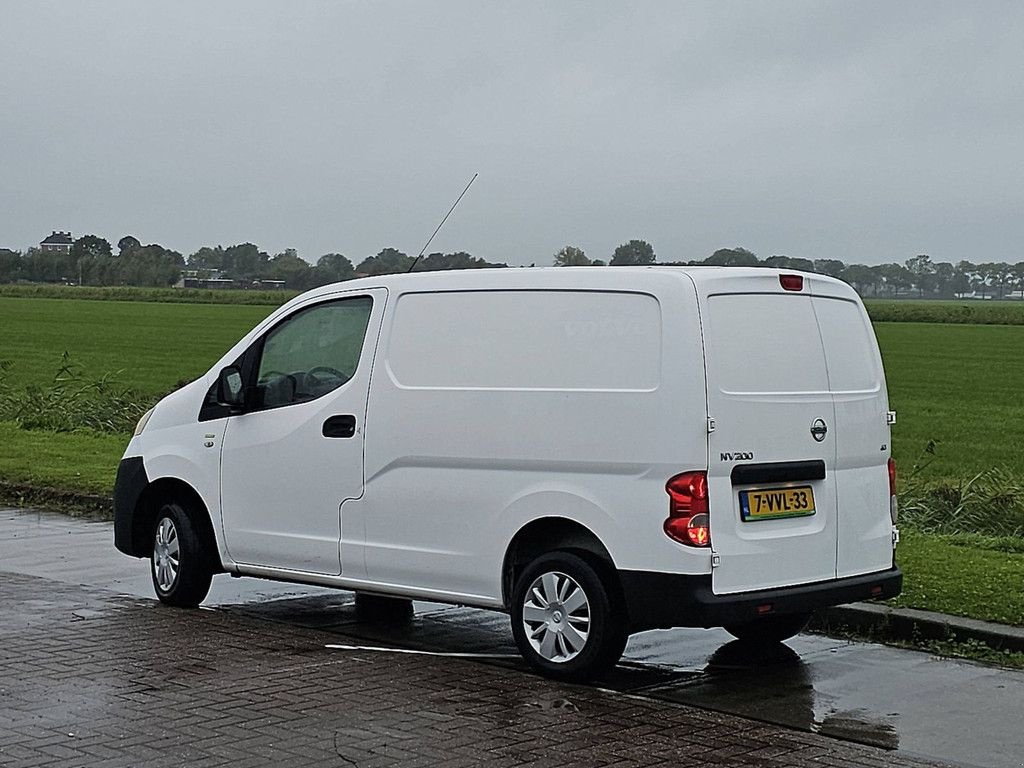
[[131, 477, 222, 571], [501, 517, 618, 610]]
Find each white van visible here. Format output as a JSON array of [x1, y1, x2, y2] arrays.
[[114, 267, 901, 681]]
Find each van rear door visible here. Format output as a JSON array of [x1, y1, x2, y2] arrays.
[[698, 272, 839, 595], [809, 285, 894, 579]]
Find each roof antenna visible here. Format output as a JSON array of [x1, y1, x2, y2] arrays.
[[407, 173, 478, 273]]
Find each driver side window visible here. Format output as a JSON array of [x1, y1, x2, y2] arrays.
[[256, 296, 373, 409]]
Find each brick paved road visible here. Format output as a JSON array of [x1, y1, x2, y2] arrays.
[[0, 572, 954, 768]]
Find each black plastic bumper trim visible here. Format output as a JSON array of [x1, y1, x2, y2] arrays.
[[618, 566, 902, 631], [730, 460, 826, 486], [113, 457, 149, 557]]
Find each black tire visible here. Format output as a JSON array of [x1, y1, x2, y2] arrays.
[[510, 551, 627, 682], [355, 592, 414, 623], [150, 501, 214, 608], [723, 611, 813, 644]]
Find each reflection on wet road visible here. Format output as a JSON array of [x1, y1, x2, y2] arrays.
[[3, 508, 1021, 768], [672, 640, 899, 750]]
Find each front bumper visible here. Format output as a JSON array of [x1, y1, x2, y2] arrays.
[[619, 566, 902, 631], [113, 456, 149, 557]]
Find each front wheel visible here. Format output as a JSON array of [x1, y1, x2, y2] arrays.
[[510, 552, 627, 682], [151, 501, 214, 607], [723, 611, 812, 644]]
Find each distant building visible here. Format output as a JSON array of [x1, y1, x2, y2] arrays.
[[174, 270, 287, 290], [40, 231, 73, 253], [176, 276, 237, 290], [174, 269, 230, 289], [177, 277, 239, 289]]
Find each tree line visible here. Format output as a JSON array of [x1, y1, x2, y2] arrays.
[[2, 233, 1023, 299], [1, 236, 184, 288], [556, 242, 1024, 299], [0, 235, 506, 291]]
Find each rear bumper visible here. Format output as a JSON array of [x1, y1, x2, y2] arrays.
[[619, 566, 902, 632]]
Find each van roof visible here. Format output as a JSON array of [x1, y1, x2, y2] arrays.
[[293, 265, 857, 304], [307, 268, 851, 296], [216, 266, 862, 380]]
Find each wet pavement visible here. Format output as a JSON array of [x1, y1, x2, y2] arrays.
[[2, 508, 1021, 768]]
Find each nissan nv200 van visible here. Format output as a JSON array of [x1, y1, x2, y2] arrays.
[[114, 267, 901, 681]]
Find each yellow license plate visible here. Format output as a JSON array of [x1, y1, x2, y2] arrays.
[[740, 486, 815, 521]]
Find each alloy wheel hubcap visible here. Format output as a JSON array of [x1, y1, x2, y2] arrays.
[[521, 571, 591, 663], [153, 517, 180, 592]]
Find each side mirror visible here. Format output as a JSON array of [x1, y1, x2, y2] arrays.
[[217, 366, 245, 409]]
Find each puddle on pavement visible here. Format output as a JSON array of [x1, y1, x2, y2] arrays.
[[226, 592, 359, 628], [649, 640, 899, 750], [816, 709, 899, 750]]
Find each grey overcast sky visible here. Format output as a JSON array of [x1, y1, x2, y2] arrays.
[[2, 1, 1023, 266]]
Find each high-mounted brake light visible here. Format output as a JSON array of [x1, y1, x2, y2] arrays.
[[664, 471, 711, 547], [779, 274, 804, 292], [888, 458, 898, 524]]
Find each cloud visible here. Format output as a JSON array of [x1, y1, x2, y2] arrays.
[[2, 0, 1022, 266]]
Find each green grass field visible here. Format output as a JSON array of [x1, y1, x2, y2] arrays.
[[0, 283, 296, 306], [865, 298, 1024, 326], [877, 322, 1024, 480], [0, 296, 274, 397]]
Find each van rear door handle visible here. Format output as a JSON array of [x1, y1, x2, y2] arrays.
[[322, 415, 357, 438]]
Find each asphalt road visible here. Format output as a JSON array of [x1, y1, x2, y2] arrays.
[[3, 508, 1021, 768]]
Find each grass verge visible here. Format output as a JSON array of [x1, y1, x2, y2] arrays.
[[911, 638, 1024, 669], [891, 529, 1024, 626], [0, 421, 125, 496], [812, 619, 1024, 670]]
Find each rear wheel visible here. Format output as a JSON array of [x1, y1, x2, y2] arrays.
[[723, 611, 812, 644], [150, 501, 214, 607], [510, 552, 627, 682]]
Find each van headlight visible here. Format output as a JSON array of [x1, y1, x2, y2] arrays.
[[134, 407, 155, 436]]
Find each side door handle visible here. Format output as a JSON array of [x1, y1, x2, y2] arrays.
[[323, 414, 357, 438]]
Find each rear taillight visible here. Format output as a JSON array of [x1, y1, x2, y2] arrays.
[[665, 471, 711, 547], [779, 274, 804, 291], [888, 458, 898, 524]]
